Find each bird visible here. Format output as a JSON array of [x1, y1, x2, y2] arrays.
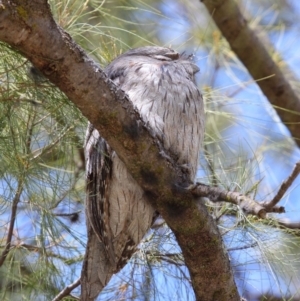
[[81, 46, 205, 300]]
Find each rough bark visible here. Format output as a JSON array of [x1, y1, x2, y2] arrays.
[[0, 1, 239, 300], [201, 0, 300, 147]]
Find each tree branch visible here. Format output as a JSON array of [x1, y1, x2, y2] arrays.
[[190, 161, 300, 218], [52, 278, 81, 301], [0, 181, 23, 267], [190, 183, 285, 218], [201, 0, 300, 146], [263, 161, 300, 209]]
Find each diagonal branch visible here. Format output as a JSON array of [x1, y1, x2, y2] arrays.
[[0, 181, 23, 267], [0, 91, 35, 266], [190, 183, 285, 218], [190, 161, 300, 217], [263, 161, 300, 209], [51, 278, 81, 301], [201, 0, 300, 146]]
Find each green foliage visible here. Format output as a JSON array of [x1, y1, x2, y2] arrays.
[[0, 42, 86, 300]]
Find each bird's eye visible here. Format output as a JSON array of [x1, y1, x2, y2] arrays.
[[164, 52, 180, 60], [152, 55, 172, 61], [152, 52, 179, 61]]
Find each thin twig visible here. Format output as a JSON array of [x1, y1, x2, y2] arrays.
[[190, 183, 285, 218], [51, 278, 81, 301], [53, 210, 81, 217], [8, 243, 77, 262], [0, 107, 37, 267], [227, 242, 258, 252], [263, 161, 300, 209], [0, 181, 23, 267], [0, 107, 37, 266], [31, 125, 75, 160]]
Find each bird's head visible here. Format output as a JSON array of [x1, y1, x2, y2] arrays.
[[119, 46, 180, 61]]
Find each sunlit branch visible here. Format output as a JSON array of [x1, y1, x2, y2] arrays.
[[51, 278, 81, 301], [190, 183, 285, 218]]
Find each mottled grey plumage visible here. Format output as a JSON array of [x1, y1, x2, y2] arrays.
[[105, 47, 203, 180], [83, 46, 204, 298]]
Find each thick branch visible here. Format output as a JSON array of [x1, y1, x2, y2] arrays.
[[0, 1, 239, 300], [201, 0, 300, 146]]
